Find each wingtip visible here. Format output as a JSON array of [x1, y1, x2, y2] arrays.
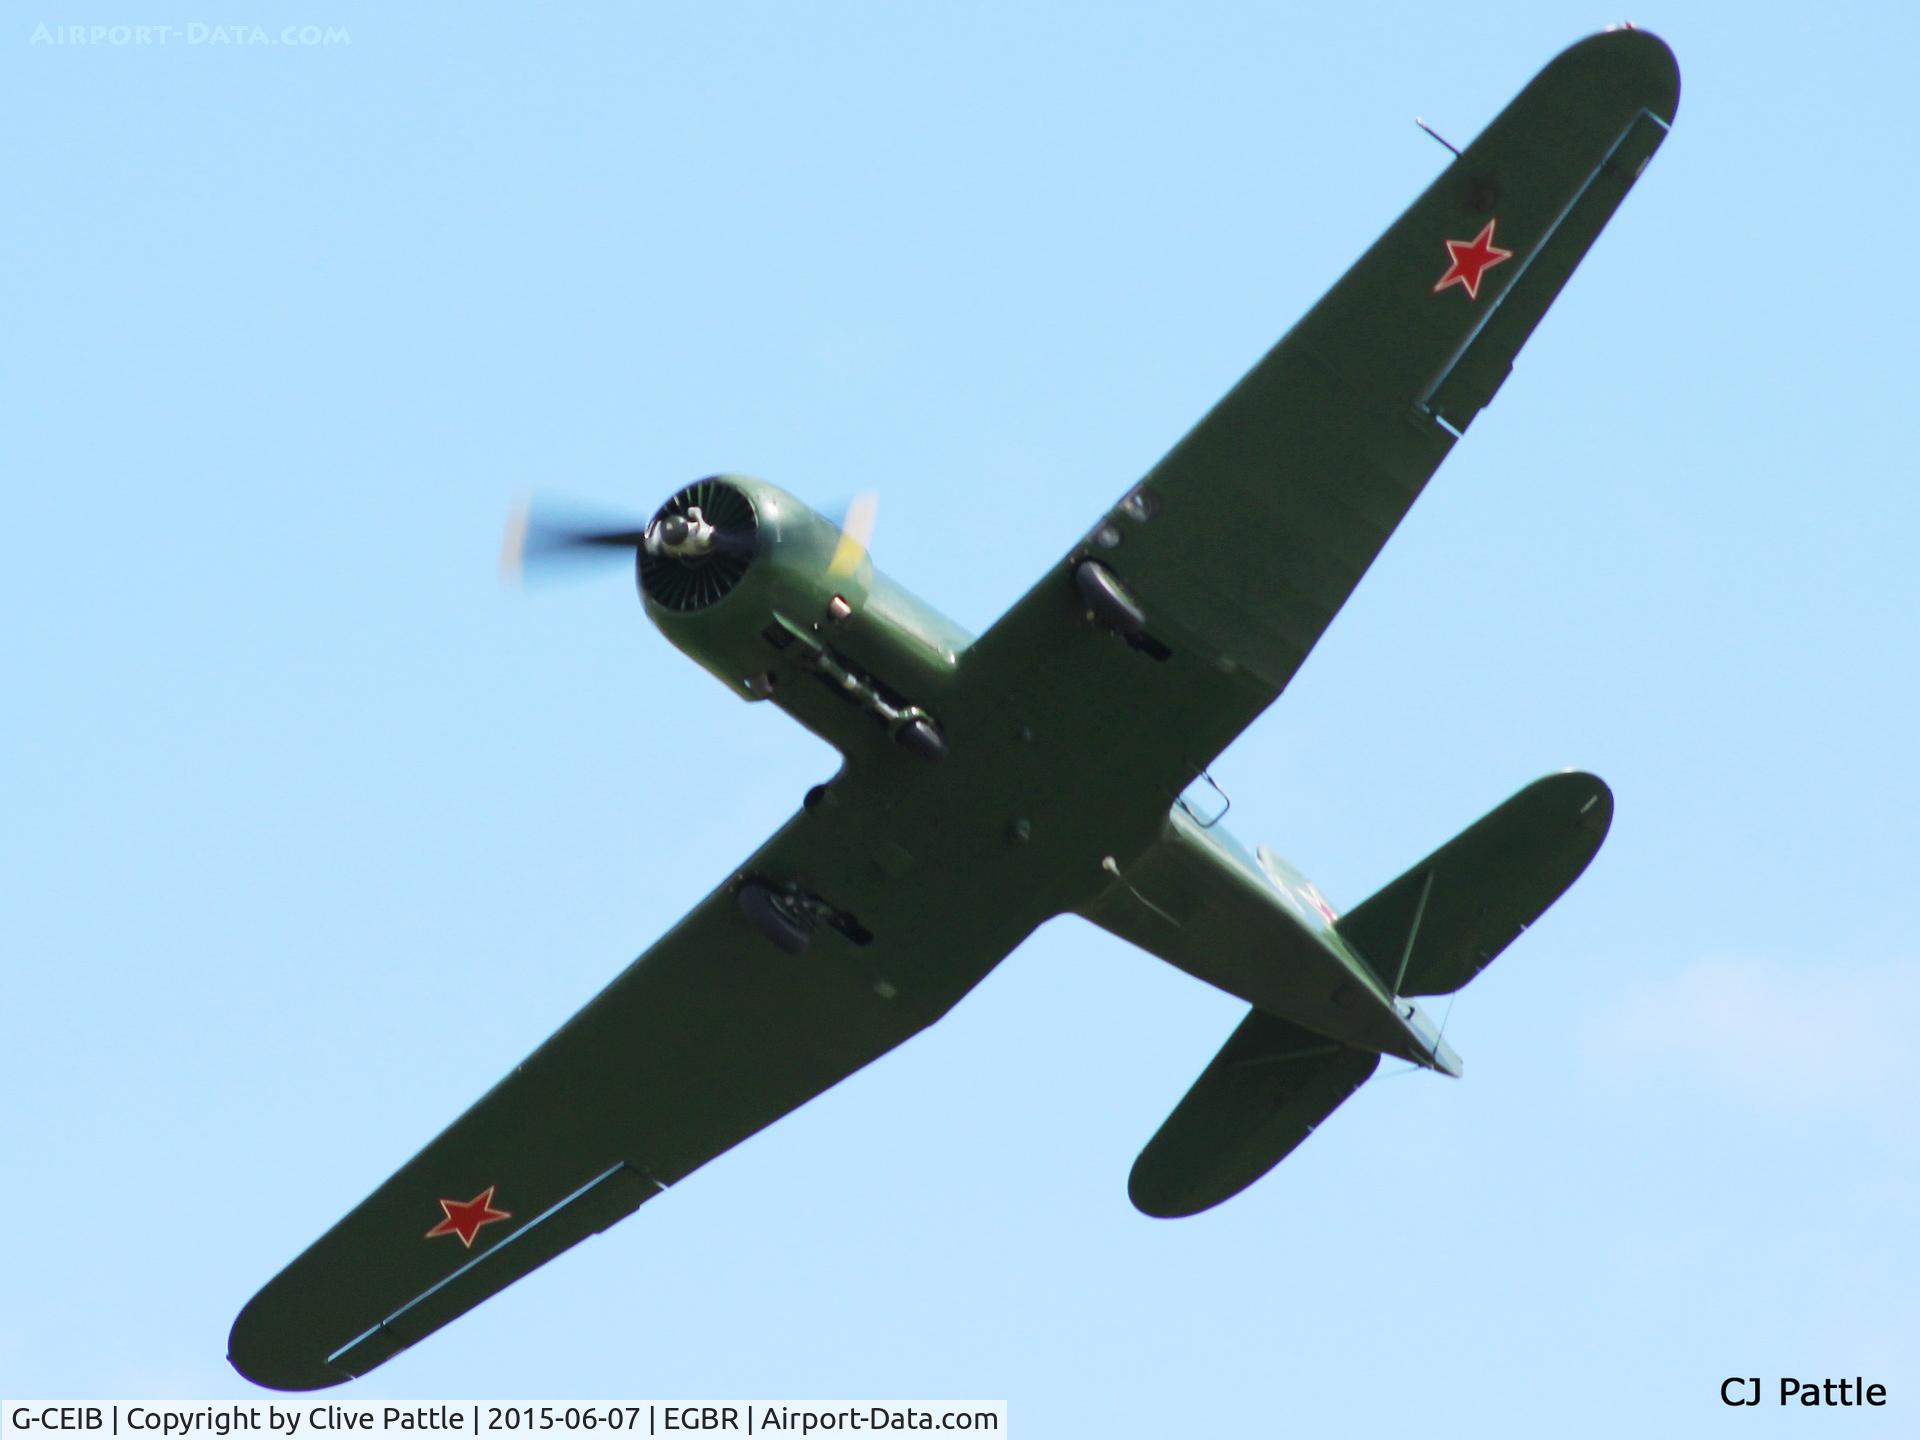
[[1575, 24, 1681, 122], [1127, 1166, 1215, 1221], [228, 1293, 356, 1392]]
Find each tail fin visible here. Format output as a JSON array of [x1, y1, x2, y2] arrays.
[[1336, 771, 1612, 997]]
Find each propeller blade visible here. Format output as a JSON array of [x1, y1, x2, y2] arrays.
[[827, 491, 879, 580], [498, 495, 533, 584], [498, 495, 652, 587]]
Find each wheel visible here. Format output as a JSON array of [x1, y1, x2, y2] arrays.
[[1074, 560, 1148, 638], [737, 882, 811, 955], [895, 716, 948, 762]]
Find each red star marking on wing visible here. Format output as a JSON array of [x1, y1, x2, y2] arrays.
[[1432, 219, 1514, 299], [425, 1186, 512, 1248]]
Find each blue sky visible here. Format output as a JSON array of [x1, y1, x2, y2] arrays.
[[4, 1, 1915, 1433]]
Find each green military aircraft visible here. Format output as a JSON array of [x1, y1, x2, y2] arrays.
[[231, 27, 1678, 1390]]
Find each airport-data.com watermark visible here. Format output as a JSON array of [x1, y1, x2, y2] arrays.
[[29, 22, 351, 48]]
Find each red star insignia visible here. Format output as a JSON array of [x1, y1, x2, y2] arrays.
[[425, 1185, 512, 1247], [1432, 219, 1513, 299]]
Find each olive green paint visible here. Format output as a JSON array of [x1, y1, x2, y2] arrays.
[[231, 28, 1677, 1391]]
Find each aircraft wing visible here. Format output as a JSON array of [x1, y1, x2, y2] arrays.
[[231, 31, 1678, 1389], [229, 790, 1031, 1391], [960, 29, 1678, 776]]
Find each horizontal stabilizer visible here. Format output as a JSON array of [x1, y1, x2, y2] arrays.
[[1335, 771, 1612, 998], [1130, 1010, 1379, 1219]]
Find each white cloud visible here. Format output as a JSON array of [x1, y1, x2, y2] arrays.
[[1593, 955, 1916, 1109]]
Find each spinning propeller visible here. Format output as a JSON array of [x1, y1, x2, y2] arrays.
[[826, 490, 878, 580], [499, 486, 879, 589], [498, 494, 741, 585]]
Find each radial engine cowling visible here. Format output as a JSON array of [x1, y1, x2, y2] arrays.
[[636, 475, 970, 742], [636, 475, 860, 623], [637, 477, 763, 613]]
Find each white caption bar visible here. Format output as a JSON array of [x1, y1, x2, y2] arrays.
[[5, 1404, 1005, 1439]]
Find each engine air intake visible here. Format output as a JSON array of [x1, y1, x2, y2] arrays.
[[638, 478, 757, 612]]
